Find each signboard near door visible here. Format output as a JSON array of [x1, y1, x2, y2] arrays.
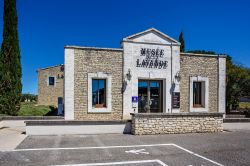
[[172, 92, 180, 109], [132, 96, 138, 108]]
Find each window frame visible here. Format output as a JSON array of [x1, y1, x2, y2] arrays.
[[189, 76, 209, 112], [48, 76, 55, 86], [193, 81, 203, 108], [88, 72, 112, 113]]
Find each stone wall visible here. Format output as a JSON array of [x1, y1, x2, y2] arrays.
[[74, 47, 123, 120], [180, 54, 219, 112], [131, 113, 223, 135], [37, 65, 64, 106]]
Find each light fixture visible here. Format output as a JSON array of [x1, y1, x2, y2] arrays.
[[180, 57, 184, 64], [126, 69, 132, 81], [175, 71, 181, 82], [122, 80, 127, 93]]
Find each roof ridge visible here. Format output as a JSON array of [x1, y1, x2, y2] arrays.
[[123, 28, 180, 44], [37, 64, 64, 71]]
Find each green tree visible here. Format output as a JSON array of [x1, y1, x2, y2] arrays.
[[226, 56, 250, 112], [21, 94, 38, 102], [179, 31, 185, 52], [0, 0, 22, 115]]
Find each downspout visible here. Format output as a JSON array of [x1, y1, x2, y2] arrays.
[[217, 56, 219, 113], [170, 43, 173, 113], [121, 41, 125, 118]]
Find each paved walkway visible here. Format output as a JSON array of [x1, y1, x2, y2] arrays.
[[0, 120, 249, 152], [0, 120, 26, 150], [223, 122, 250, 130], [2, 129, 250, 166]]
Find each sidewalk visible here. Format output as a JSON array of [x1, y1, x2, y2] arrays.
[[0, 120, 250, 151], [223, 122, 250, 130], [0, 120, 27, 150]]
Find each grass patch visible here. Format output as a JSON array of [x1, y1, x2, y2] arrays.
[[239, 102, 250, 109], [18, 102, 57, 116]]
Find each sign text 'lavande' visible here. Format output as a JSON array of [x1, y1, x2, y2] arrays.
[[136, 48, 168, 69]]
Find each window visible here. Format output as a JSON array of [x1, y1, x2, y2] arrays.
[[88, 72, 112, 113], [92, 79, 106, 108], [193, 81, 205, 107], [48, 77, 55, 86], [190, 77, 208, 112]]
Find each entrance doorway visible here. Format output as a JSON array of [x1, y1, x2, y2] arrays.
[[138, 80, 163, 113]]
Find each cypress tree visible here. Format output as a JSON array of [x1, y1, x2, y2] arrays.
[[179, 31, 185, 52], [0, 0, 22, 115]]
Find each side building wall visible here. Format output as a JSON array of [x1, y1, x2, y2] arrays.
[[180, 53, 226, 113], [73, 47, 123, 120], [37, 65, 64, 106]]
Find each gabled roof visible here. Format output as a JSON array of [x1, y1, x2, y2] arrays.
[[123, 28, 180, 45], [37, 64, 64, 72]]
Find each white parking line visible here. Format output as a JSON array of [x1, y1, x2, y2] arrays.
[[172, 144, 224, 166], [51, 159, 168, 166], [0, 143, 174, 152], [0, 143, 224, 166]]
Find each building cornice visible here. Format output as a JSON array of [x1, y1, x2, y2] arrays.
[[123, 28, 181, 45], [122, 40, 181, 46], [64, 45, 123, 52], [180, 52, 227, 58]]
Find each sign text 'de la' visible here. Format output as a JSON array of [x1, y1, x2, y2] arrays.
[[136, 48, 168, 69]]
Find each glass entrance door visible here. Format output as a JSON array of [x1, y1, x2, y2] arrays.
[[138, 80, 163, 113]]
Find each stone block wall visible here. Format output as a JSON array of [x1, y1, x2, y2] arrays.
[[180, 53, 219, 112], [37, 65, 64, 106], [74, 47, 123, 120], [131, 113, 223, 135]]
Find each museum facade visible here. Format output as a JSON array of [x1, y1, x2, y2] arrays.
[[64, 28, 226, 120]]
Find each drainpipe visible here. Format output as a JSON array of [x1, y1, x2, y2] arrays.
[[217, 56, 219, 114], [170, 43, 173, 113]]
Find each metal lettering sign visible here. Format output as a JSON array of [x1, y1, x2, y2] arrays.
[[136, 48, 168, 69]]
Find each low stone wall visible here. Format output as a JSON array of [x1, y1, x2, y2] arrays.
[[131, 113, 223, 135]]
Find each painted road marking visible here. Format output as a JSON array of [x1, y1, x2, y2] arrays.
[[172, 144, 224, 166], [0, 143, 224, 166], [51, 159, 168, 166], [125, 149, 149, 155], [0, 143, 174, 152]]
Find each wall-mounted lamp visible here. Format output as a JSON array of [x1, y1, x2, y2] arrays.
[[180, 57, 184, 64], [122, 80, 127, 93], [175, 71, 181, 82], [126, 69, 132, 81]]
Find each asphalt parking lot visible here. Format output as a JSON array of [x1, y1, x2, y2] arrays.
[[1, 128, 250, 166]]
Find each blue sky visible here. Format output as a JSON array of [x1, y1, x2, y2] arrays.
[[0, 0, 250, 94]]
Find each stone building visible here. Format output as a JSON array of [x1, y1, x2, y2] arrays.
[[37, 64, 64, 108], [64, 28, 226, 120]]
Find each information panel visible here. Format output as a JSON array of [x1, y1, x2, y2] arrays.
[[172, 92, 180, 109]]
